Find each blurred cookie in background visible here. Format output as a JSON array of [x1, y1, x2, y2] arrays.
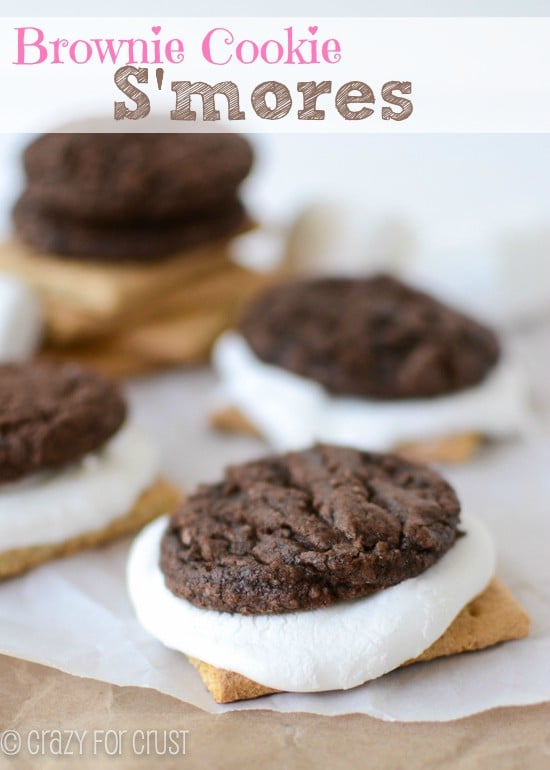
[[211, 275, 532, 464], [0, 130, 269, 377]]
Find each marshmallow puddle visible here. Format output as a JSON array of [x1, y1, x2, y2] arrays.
[[213, 332, 531, 452], [0, 423, 159, 551], [127, 513, 494, 693]]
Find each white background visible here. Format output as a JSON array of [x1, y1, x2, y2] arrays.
[[2, 132, 550, 259], [9, 1, 550, 17], [2, 2, 548, 242], [3, 17, 550, 133]]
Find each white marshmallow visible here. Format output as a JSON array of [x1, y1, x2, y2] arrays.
[[212, 332, 531, 453], [0, 275, 43, 361], [127, 513, 494, 693], [0, 422, 159, 551], [405, 222, 550, 326], [284, 201, 415, 277]]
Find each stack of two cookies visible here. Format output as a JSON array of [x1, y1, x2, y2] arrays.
[[0, 132, 267, 376]]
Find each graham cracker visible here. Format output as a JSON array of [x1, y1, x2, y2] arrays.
[[41, 307, 246, 377], [44, 259, 272, 346], [0, 237, 234, 316], [119, 310, 236, 364], [188, 578, 530, 704], [0, 477, 180, 581], [39, 262, 271, 376], [210, 405, 262, 437], [210, 406, 482, 464], [397, 433, 483, 465], [39, 343, 158, 380]]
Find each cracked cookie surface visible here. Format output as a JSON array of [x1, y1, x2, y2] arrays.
[[13, 194, 246, 261], [0, 362, 126, 483], [160, 444, 461, 614], [239, 275, 500, 400], [21, 132, 254, 223]]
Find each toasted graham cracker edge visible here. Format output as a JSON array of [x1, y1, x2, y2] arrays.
[[211, 406, 263, 438], [44, 260, 272, 346], [189, 657, 278, 703], [0, 477, 181, 581], [210, 406, 482, 465], [41, 309, 231, 377], [188, 578, 530, 704], [397, 433, 483, 465], [0, 234, 246, 316], [39, 344, 165, 379], [39, 271, 272, 377], [0, 218, 255, 317], [407, 579, 530, 664]]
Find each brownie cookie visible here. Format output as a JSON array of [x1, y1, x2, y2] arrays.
[[13, 195, 246, 261], [0, 361, 126, 483], [21, 132, 253, 223], [239, 276, 500, 400], [160, 444, 461, 614]]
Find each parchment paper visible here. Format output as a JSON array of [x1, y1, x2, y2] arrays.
[[0, 325, 549, 721]]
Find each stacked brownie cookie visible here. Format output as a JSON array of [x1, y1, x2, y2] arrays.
[[212, 275, 531, 463], [128, 445, 530, 703], [14, 132, 252, 262], [0, 361, 179, 579], [0, 131, 268, 376]]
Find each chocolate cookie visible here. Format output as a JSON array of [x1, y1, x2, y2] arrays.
[[13, 194, 246, 261], [0, 362, 126, 483], [160, 444, 461, 614], [239, 276, 500, 400], [21, 132, 254, 223]]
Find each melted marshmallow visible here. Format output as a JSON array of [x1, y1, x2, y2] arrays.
[[0, 422, 159, 551], [127, 513, 494, 693], [0, 275, 43, 362], [213, 332, 531, 452]]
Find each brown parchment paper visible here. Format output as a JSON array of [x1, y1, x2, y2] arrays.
[[0, 654, 549, 769]]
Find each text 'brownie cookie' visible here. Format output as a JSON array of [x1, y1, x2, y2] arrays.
[[128, 445, 529, 703], [0, 361, 179, 579], [212, 275, 531, 463]]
